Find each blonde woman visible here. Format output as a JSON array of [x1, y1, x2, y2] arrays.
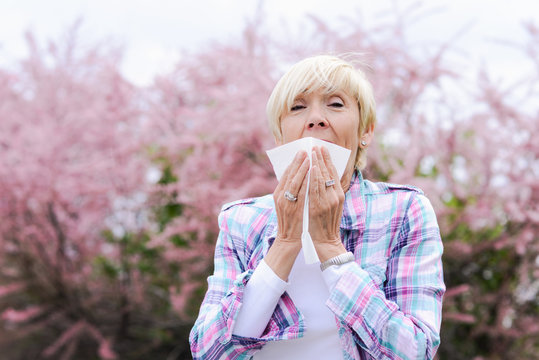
[[190, 55, 445, 360]]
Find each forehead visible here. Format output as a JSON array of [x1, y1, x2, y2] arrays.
[[292, 85, 349, 100]]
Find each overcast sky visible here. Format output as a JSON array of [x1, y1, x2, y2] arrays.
[[1, 0, 537, 86]]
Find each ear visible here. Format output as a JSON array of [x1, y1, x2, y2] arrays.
[[360, 123, 375, 148]]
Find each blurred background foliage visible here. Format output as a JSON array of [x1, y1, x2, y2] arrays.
[[0, 4, 537, 360]]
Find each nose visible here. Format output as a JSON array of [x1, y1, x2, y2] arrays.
[[306, 106, 329, 129], [308, 119, 328, 128]]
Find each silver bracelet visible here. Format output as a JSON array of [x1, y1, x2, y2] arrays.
[[320, 252, 355, 271]]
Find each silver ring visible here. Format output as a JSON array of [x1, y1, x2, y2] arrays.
[[325, 179, 335, 188], [284, 190, 297, 202]]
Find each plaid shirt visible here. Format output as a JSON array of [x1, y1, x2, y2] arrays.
[[190, 171, 445, 359]]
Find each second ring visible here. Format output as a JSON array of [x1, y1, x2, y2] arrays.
[[284, 190, 297, 202]]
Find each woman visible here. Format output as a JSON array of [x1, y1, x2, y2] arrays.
[[190, 55, 445, 359]]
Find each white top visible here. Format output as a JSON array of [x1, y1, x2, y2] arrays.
[[233, 250, 355, 360]]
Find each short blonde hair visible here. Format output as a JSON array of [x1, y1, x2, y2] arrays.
[[266, 55, 376, 170]]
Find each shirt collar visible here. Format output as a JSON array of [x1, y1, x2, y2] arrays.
[[340, 170, 366, 230]]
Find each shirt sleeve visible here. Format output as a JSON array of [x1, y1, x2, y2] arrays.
[[232, 259, 289, 337], [321, 261, 356, 291], [189, 203, 304, 360], [325, 193, 445, 360]]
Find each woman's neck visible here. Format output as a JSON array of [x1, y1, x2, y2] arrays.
[[340, 166, 355, 193]]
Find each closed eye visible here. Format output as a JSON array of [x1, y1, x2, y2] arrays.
[[330, 102, 343, 108], [291, 104, 305, 111]]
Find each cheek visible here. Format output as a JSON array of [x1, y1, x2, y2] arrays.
[[280, 119, 302, 142], [341, 118, 360, 147]]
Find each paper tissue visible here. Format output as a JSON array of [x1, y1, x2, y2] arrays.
[[266, 137, 351, 264]]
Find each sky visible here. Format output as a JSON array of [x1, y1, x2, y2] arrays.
[[0, 0, 537, 86]]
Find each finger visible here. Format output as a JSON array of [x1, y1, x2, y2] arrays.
[[276, 150, 307, 192], [288, 155, 310, 199], [321, 146, 341, 190], [316, 147, 334, 191], [309, 150, 324, 201], [295, 159, 310, 200]]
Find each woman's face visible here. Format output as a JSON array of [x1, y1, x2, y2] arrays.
[[279, 87, 361, 166]]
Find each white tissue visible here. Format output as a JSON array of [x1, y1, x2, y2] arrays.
[[266, 137, 351, 264]]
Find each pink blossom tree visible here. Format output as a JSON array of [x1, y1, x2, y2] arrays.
[[0, 27, 187, 359], [0, 7, 537, 360]]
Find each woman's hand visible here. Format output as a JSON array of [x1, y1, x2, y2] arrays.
[[265, 150, 310, 280], [309, 146, 347, 262], [273, 150, 310, 243]]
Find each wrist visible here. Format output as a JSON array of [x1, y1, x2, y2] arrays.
[[264, 238, 301, 281], [315, 241, 347, 263]]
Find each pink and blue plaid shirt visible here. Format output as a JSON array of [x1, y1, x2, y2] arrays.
[[190, 171, 445, 359]]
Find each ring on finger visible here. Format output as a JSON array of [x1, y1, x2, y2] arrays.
[[325, 179, 335, 188], [284, 190, 298, 202]]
